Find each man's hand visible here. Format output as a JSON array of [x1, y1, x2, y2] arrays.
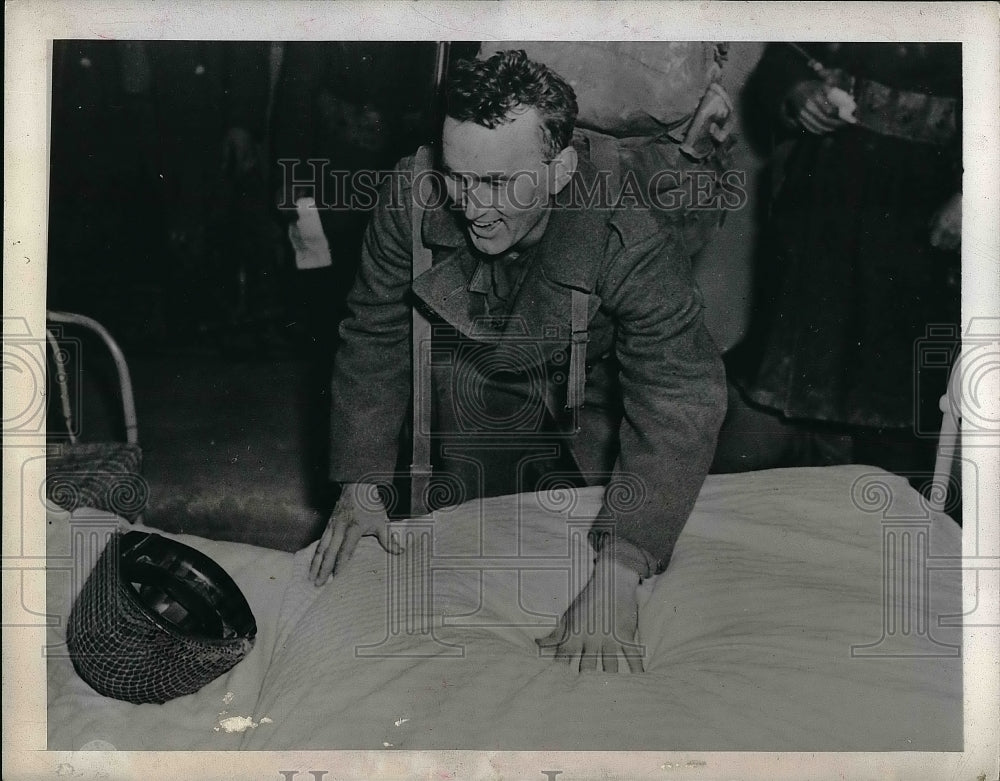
[[784, 80, 853, 135], [309, 482, 403, 586], [930, 192, 962, 252], [536, 544, 645, 673]]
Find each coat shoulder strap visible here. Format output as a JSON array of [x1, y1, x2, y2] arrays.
[[410, 145, 434, 515], [566, 287, 590, 413]]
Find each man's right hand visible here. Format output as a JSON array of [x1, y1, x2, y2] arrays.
[[308, 482, 403, 586]]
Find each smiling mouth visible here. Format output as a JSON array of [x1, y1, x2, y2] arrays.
[[471, 218, 502, 232]]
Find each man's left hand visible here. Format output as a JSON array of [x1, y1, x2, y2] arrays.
[[536, 545, 645, 673]]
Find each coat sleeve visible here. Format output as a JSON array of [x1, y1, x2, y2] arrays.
[[328, 158, 416, 486], [594, 225, 727, 575]]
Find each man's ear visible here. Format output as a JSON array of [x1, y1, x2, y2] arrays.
[[547, 145, 578, 195]]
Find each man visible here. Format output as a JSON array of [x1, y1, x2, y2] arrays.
[[309, 50, 726, 673]]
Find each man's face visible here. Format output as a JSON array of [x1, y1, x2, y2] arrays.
[[441, 108, 563, 256]]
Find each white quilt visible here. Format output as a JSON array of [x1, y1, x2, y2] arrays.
[[47, 466, 962, 751]]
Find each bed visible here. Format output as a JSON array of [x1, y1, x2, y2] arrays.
[[46, 464, 962, 752]]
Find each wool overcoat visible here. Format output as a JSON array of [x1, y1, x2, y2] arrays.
[[329, 154, 726, 573]]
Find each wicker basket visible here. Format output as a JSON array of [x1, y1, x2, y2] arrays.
[[46, 442, 146, 521], [67, 531, 257, 704], [46, 311, 146, 521]]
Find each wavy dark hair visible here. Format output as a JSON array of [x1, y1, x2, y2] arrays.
[[445, 49, 578, 161]]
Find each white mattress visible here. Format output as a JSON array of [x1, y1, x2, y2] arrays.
[[47, 466, 962, 751]]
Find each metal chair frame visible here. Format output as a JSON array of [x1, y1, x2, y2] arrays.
[[46, 310, 139, 446]]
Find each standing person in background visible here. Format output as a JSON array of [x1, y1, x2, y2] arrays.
[[724, 43, 961, 476], [215, 41, 289, 351]]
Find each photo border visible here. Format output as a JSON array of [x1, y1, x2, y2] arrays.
[[5, 2, 998, 779]]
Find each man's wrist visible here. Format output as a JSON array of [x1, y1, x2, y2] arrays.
[[339, 481, 382, 509], [597, 537, 655, 581]]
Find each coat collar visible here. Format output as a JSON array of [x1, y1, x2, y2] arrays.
[[410, 159, 607, 365], [419, 157, 613, 293]]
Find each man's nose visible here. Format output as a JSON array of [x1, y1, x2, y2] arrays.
[[463, 185, 491, 220]]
